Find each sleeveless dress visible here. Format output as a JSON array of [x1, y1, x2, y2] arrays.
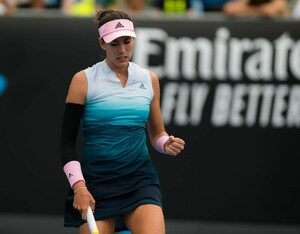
[[64, 60, 162, 232]]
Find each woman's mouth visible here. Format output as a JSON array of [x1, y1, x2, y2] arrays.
[[117, 56, 127, 62]]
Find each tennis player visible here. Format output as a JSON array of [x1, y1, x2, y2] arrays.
[[59, 9, 185, 234]]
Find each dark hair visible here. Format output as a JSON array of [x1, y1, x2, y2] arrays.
[[96, 10, 132, 28]]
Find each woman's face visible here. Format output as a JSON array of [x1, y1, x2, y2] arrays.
[[101, 36, 135, 69]]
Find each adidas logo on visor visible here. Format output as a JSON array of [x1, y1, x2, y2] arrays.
[[115, 22, 124, 29]]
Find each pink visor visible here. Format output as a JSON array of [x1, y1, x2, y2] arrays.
[[99, 19, 136, 43]]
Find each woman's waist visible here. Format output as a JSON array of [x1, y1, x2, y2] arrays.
[[81, 149, 155, 185]]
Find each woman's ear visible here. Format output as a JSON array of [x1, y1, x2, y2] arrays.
[[99, 38, 105, 50]]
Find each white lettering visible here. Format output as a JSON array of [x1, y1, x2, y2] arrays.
[[214, 28, 229, 80], [286, 85, 300, 127], [211, 84, 231, 126], [228, 38, 252, 81], [134, 28, 168, 77], [161, 82, 209, 126], [274, 33, 293, 81], [135, 27, 300, 81], [134, 27, 300, 128], [211, 84, 299, 128], [230, 84, 247, 127], [272, 85, 289, 127], [290, 40, 300, 80]]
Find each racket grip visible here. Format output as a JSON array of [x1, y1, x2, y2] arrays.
[[87, 206, 99, 234]]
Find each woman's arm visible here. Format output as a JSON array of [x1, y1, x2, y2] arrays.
[[65, 70, 88, 104], [60, 71, 88, 166], [60, 71, 95, 219], [147, 70, 167, 146], [147, 71, 185, 156]]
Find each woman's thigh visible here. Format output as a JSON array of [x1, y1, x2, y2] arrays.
[[123, 204, 165, 234], [79, 217, 116, 234]]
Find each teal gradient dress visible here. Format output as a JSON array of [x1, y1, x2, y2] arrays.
[[64, 61, 161, 231]]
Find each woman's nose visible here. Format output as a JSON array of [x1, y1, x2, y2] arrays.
[[118, 43, 126, 52]]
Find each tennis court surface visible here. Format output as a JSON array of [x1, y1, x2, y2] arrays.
[[1, 213, 300, 234]]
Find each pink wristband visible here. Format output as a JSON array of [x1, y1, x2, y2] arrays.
[[63, 161, 85, 188], [155, 135, 169, 154]]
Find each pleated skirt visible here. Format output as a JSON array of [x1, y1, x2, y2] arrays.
[[64, 184, 162, 232]]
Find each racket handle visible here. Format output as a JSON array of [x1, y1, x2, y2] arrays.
[[87, 206, 99, 234]]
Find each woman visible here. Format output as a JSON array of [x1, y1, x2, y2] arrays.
[[59, 9, 185, 234]]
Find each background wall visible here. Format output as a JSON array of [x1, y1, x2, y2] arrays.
[[0, 16, 300, 226]]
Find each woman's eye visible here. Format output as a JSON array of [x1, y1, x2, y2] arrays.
[[109, 38, 131, 46]]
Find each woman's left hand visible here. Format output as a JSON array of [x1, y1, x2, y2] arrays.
[[164, 136, 185, 156]]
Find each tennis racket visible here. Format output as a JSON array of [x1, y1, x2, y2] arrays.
[[87, 206, 99, 234]]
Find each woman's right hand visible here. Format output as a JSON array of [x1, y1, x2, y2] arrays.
[[72, 182, 96, 220]]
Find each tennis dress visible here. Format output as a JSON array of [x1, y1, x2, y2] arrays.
[[64, 60, 162, 231]]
